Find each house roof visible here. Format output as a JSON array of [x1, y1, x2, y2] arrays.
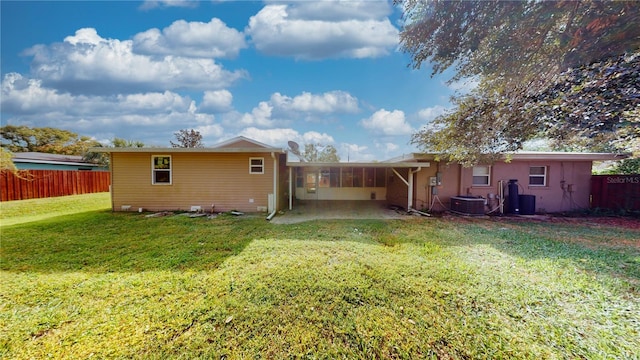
[[11, 152, 102, 167], [286, 161, 429, 168], [89, 136, 285, 153], [386, 151, 630, 163]]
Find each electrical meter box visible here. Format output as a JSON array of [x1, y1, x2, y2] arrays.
[[429, 177, 437, 186]]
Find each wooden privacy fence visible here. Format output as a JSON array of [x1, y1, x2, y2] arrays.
[[1, 170, 111, 201], [591, 175, 640, 211]]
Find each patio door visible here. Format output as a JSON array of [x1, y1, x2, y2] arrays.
[[305, 171, 317, 194]]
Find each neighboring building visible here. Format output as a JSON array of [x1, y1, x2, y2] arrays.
[[12, 152, 107, 171], [94, 136, 627, 215], [92, 137, 285, 214]]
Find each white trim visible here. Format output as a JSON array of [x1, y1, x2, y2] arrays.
[[249, 157, 264, 174], [529, 165, 547, 187], [151, 155, 172, 185], [472, 165, 491, 186]]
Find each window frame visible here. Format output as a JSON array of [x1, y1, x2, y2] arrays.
[[472, 165, 491, 186], [529, 166, 547, 187], [249, 157, 265, 174], [151, 155, 172, 185]]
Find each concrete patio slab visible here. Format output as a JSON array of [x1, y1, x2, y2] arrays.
[[270, 200, 409, 224]]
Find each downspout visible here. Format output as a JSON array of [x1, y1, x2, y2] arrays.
[[109, 152, 115, 212], [266, 152, 278, 220]]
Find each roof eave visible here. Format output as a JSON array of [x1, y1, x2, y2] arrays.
[[89, 147, 286, 153], [286, 161, 429, 168]]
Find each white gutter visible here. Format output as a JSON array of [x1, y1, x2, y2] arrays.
[[266, 152, 278, 221]]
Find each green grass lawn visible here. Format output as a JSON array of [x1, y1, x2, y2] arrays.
[[1, 194, 639, 359]]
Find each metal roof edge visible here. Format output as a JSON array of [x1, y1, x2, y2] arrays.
[[89, 147, 285, 153], [286, 161, 429, 168]]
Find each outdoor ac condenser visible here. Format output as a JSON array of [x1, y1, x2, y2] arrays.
[[450, 196, 485, 216]]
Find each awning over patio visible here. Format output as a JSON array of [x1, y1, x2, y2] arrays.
[[286, 160, 430, 211]]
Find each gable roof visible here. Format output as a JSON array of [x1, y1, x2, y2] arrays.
[[89, 136, 284, 153], [212, 136, 276, 149]]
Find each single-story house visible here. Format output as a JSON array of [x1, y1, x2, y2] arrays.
[[12, 152, 107, 171], [91, 137, 286, 215], [93, 136, 627, 216]]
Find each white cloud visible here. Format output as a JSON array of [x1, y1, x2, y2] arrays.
[[133, 18, 246, 58], [139, 0, 198, 10], [341, 142, 374, 161], [199, 90, 233, 113], [301, 131, 335, 145], [381, 142, 399, 152], [2, 73, 193, 116], [194, 124, 225, 139], [282, 0, 392, 21], [360, 109, 413, 136], [1, 72, 221, 146], [24, 28, 247, 95], [246, 3, 399, 60], [230, 101, 276, 128], [270, 91, 359, 114], [416, 105, 449, 122], [223, 90, 360, 128], [238, 127, 334, 148]]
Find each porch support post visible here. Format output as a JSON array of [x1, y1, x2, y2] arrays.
[[393, 167, 421, 210], [289, 166, 293, 210], [408, 167, 422, 210]]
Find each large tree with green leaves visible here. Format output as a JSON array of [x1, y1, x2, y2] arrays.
[[398, 0, 640, 163], [1, 125, 101, 155], [303, 143, 340, 162]]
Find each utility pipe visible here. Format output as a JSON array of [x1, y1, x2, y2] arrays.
[[266, 152, 278, 220]]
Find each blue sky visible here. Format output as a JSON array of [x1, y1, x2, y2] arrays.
[[1, 0, 468, 161]]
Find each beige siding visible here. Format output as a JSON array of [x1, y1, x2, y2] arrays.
[[111, 152, 276, 212]]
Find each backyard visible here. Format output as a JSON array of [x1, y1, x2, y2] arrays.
[[1, 194, 639, 359]]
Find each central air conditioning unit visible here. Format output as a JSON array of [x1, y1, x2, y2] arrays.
[[450, 196, 485, 216]]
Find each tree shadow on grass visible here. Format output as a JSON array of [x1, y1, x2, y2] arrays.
[[447, 218, 640, 284], [1, 210, 258, 274]]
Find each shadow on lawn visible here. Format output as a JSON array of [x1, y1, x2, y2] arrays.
[[1, 210, 257, 274], [452, 218, 640, 283]]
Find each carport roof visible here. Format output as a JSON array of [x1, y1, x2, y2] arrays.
[[286, 161, 429, 168]]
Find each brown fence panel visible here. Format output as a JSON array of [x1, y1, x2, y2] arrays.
[[0, 170, 110, 201], [591, 175, 640, 211]]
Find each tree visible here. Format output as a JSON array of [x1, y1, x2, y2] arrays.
[[171, 129, 203, 148], [398, 0, 640, 163], [614, 158, 640, 175], [302, 143, 340, 162], [83, 137, 146, 166], [1, 125, 101, 155], [0, 147, 18, 173], [112, 138, 145, 148]]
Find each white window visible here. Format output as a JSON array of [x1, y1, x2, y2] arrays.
[[249, 157, 264, 174], [152, 155, 171, 185], [472, 165, 491, 186], [529, 166, 547, 186]]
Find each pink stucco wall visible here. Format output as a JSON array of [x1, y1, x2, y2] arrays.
[[410, 160, 593, 214]]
